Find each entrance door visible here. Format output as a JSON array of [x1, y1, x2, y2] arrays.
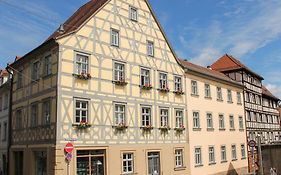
[[77, 150, 105, 175], [148, 152, 160, 175]]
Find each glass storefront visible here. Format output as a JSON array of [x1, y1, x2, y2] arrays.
[[77, 150, 105, 175]]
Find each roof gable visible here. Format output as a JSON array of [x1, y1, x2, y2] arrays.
[[211, 54, 263, 80]]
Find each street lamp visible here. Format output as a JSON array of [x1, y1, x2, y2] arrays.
[[257, 134, 264, 175]]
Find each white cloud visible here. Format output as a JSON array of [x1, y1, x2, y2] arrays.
[[178, 0, 281, 66], [264, 83, 281, 99]]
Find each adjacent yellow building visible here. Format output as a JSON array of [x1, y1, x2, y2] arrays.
[[180, 60, 248, 175]]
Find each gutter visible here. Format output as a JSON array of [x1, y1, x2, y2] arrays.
[[5, 65, 13, 175]]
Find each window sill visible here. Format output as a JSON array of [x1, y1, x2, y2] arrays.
[[121, 172, 138, 175], [195, 164, 203, 168], [237, 103, 242, 105], [112, 80, 128, 86], [227, 101, 233, 104], [219, 128, 225, 131], [174, 166, 186, 171], [193, 128, 201, 131], [221, 160, 228, 163], [232, 159, 237, 161], [217, 99, 223, 102], [229, 128, 235, 131], [239, 129, 244, 132], [191, 94, 199, 98], [111, 44, 119, 48], [207, 128, 214, 131], [204, 96, 212, 100], [209, 162, 216, 165], [241, 157, 246, 160]]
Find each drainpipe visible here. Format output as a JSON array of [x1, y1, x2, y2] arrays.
[[6, 64, 13, 175]]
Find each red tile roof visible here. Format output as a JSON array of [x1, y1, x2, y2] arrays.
[[211, 54, 263, 80], [262, 85, 279, 101], [0, 69, 8, 77], [179, 59, 243, 87], [47, 0, 109, 41]]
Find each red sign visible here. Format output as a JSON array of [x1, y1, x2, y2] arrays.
[[248, 140, 256, 147], [64, 143, 74, 153]]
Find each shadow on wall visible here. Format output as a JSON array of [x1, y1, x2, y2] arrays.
[[226, 162, 238, 175]]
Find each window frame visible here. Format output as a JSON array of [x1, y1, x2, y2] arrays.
[[140, 67, 150, 87], [74, 98, 89, 124], [129, 6, 138, 21], [159, 72, 168, 89], [175, 148, 184, 168], [42, 99, 51, 125], [114, 103, 126, 125], [141, 106, 152, 127], [175, 109, 184, 128], [206, 113, 213, 129], [219, 114, 225, 130], [75, 53, 89, 74], [114, 61, 126, 82], [44, 55, 52, 76], [237, 92, 242, 104], [241, 144, 246, 159], [122, 152, 134, 174], [231, 144, 237, 160], [191, 80, 198, 95], [227, 89, 233, 103], [204, 84, 211, 98], [160, 108, 169, 127], [32, 60, 40, 80], [229, 115, 235, 130], [193, 111, 200, 129], [208, 146, 215, 164], [111, 28, 120, 47], [217, 87, 223, 101], [147, 40, 154, 57], [239, 116, 244, 130], [174, 76, 182, 92], [221, 145, 227, 162], [15, 109, 23, 130], [194, 147, 202, 166], [30, 103, 38, 127]]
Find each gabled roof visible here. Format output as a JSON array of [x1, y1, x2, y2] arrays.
[[262, 85, 280, 101], [211, 54, 264, 80], [47, 0, 109, 41], [179, 59, 243, 87]]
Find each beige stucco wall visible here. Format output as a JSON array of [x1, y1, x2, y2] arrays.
[[185, 73, 248, 175]]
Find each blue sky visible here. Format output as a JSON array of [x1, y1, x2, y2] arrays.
[[0, 0, 280, 98]]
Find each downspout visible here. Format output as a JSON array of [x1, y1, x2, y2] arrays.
[[6, 64, 13, 175]]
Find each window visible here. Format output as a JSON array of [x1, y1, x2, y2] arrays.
[[193, 112, 200, 129], [35, 151, 47, 175], [14, 151, 23, 175], [217, 87, 223, 100], [17, 69, 23, 88], [75, 54, 89, 74], [221, 146, 227, 162], [114, 62, 125, 81], [44, 55, 52, 76], [148, 152, 160, 175], [219, 114, 225, 129], [175, 110, 184, 128], [174, 76, 182, 91], [231, 145, 237, 160], [141, 106, 151, 126], [195, 147, 202, 165], [207, 113, 213, 129], [140, 68, 150, 86], [205, 84, 211, 98], [77, 150, 105, 175], [15, 109, 22, 129], [160, 108, 168, 127], [241, 144, 246, 159], [122, 153, 134, 174], [191, 81, 198, 95], [75, 100, 88, 123], [111, 29, 119, 46], [229, 115, 235, 130], [115, 104, 125, 125], [239, 116, 244, 129], [32, 61, 40, 80], [147, 41, 154, 57], [42, 100, 51, 125], [237, 92, 242, 104], [227, 90, 232, 102], [159, 73, 168, 89], [175, 149, 183, 168], [209, 146, 215, 164], [31, 103, 38, 127], [3, 93, 8, 109], [129, 6, 138, 21]]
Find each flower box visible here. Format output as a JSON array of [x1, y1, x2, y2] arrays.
[[72, 121, 92, 129], [140, 125, 154, 131], [113, 79, 128, 86], [174, 125, 185, 132], [72, 72, 92, 80], [159, 125, 171, 132], [113, 123, 128, 130], [141, 84, 153, 90], [173, 90, 184, 95], [158, 87, 170, 93]]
